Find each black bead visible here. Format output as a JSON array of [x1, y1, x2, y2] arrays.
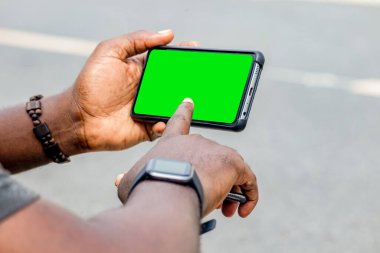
[[44, 143, 60, 157], [33, 123, 50, 139]]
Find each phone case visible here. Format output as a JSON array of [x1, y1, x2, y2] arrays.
[[131, 46, 265, 132]]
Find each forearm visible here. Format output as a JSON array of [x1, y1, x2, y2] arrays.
[[0, 88, 84, 172], [0, 181, 200, 253], [92, 181, 200, 253]]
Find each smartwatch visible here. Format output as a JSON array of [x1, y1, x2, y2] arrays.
[[128, 158, 204, 215]]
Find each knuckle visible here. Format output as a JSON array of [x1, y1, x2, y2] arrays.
[[251, 170, 257, 183], [225, 147, 239, 159], [96, 39, 112, 49], [230, 149, 245, 164], [220, 148, 245, 169], [95, 39, 120, 55], [171, 114, 189, 124], [245, 175, 257, 188], [130, 30, 147, 37], [190, 133, 203, 140]]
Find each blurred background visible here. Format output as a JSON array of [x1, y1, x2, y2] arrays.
[[1, 0, 380, 252]]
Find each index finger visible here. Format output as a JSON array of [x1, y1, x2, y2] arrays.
[[162, 98, 194, 138]]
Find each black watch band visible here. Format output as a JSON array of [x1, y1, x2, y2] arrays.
[[128, 158, 204, 216], [127, 158, 216, 235]]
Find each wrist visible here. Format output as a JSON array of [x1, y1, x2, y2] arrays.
[[121, 158, 204, 217], [41, 88, 86, 157], [128, 180, 201, 219], [121, 181, 200, 252]]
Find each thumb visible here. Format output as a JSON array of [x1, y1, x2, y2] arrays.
[[94, 30, 174, 59]]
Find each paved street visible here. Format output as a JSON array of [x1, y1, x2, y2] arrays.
[[1, 0, 380, 252]]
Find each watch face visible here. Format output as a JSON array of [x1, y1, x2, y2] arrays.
[[147, 159, 193, 182]]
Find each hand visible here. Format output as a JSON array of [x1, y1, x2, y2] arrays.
[[69, 30, 196, 152], [116, 99, 259, 218]]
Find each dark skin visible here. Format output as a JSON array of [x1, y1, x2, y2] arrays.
[[0, 100, 258, 253], [0, 30, 175, 172], [0, 30, 259, 252], [117, 100, 258, 217]]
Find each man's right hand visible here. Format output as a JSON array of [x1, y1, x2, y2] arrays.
[[116, 98, 258, 218]]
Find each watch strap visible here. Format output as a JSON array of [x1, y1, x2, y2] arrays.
[[189, 169, 204, 214], [127, 160, 204, 215], [127, 159, 215, 234]]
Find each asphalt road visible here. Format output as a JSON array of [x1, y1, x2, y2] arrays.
[[1, 1, 380, 252]]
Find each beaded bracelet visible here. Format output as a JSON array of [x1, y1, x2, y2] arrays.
[[26, 95, 70, 163]]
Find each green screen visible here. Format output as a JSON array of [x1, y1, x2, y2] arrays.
[[134, 49, 254, 124]]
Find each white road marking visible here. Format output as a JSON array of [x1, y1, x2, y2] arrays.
[[295, 0, 380, 7], [0, 28, 97, 56], [1, 27, 380, 98], [252, 0, 380, 7], [350, 79, 380, 97], [266, 67, 349, 89], [267, 67, 380, 98]]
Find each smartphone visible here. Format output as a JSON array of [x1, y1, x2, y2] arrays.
[[226, 192, 247, 204], [131, 46, 264, 131]]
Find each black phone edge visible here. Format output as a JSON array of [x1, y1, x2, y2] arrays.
[[131, 46, 265, 132], [234, 61, 263, 131], [151, 46, 265, 67]]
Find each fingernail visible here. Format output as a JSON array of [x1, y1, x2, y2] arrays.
[[158, 29, 172, 34], [183, 98, 194, 104], [115, 173, 124, 187]]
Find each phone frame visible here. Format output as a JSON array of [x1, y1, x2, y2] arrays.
[[131, 46, 265, 131]]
